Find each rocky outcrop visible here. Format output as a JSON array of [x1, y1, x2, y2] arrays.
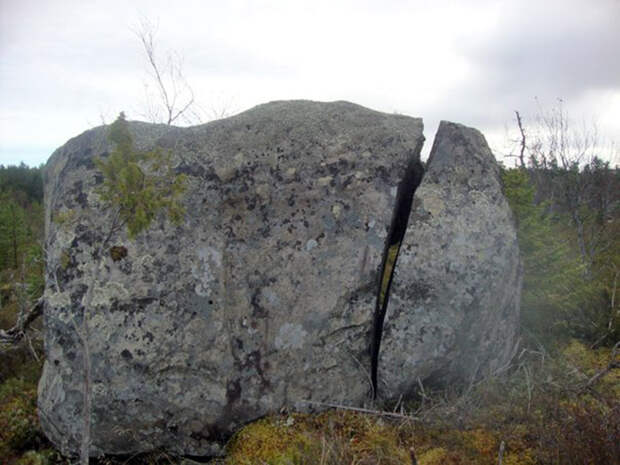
[[38, 101, 520, 457]]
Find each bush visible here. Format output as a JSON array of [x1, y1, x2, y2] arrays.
[[0, 377, 45, 458]]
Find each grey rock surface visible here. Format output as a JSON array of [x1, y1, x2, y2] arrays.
[[39, 102, 521, 457], [39, 101, 425, 456], [378, 121, 521, 399]]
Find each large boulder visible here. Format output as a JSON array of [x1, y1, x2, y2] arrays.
[[38, 101, 520, 457], [377, 121, 521, 398], [39, 101, 425, 456]]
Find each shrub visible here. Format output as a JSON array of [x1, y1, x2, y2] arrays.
[[0, 377, 45, 457]]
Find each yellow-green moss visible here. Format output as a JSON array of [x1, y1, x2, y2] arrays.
[[462, 428, 498, 458], [418, 447, 450, 465], [15, 450, 52, 465], [562, 339, 620, 396], [224, 415, 315, 465], [224, 411, 412, 465]]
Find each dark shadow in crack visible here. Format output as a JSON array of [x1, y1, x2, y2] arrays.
[[370, 141, 425, 398]]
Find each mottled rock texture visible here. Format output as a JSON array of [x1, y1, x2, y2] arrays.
[[39, 101, 425, 456], [39, 102, 520, 457], [378, 121, 521, 399]]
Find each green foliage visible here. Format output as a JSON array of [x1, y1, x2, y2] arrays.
[[0, 163, 43, 206], [0, 195, 28, 270], [502, 167, 619, 345], [95, 113, 187, 239], [15, 450, 56, 465], [24, 244, 45, 300], [0, 377, 44, 458], [503, 168, 576, 342], [0, 168, 44, 302]]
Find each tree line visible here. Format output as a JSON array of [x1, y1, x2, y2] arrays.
[[503, 105, 618, 349], [0, 164, 44, 299]]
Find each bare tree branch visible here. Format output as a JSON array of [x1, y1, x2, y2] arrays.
[[0, 297, 43, 345], [300, 400, 421, 421], [133, 17, 197, 125], [515, 110, 527, 169]]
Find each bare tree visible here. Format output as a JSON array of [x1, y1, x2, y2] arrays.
[[132, 16, 237, 126], [134, 17, 199, 125], [503, 111, 530, 170], [515, 110, 527, 169]]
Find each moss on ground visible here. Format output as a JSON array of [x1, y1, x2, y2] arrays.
[[0, 339, 617, 464]]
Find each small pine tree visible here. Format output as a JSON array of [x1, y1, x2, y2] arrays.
[[94, 112, 186, 239], [0, 195, 28, 270]]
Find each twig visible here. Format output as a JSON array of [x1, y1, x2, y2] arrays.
[[300, 400, 420, 421], [523, 365, 533, 414], [393, 394, 403, 413], [25, 333, 40, 362]]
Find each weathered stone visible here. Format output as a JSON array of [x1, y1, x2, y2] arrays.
[[377, 121, 521, 399], [39, 101, 425, 456], [39, 103, 522, 457]]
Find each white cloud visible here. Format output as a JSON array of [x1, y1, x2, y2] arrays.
[[1, 0, 618, 165]]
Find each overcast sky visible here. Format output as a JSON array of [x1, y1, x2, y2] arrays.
[[1, 0, 619, 167]]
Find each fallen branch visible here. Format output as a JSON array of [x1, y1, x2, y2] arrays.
[[0, 297, 44, 345], [300, 400, 420, 421]]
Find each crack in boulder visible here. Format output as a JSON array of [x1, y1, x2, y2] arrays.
[[370, 142, 425, 398]]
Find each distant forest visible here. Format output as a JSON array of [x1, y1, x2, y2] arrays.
[[0, 164, 44, 296]]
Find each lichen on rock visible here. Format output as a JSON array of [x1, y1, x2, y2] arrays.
[[38, 101, 520, 457], [39, 100, 425, 456]]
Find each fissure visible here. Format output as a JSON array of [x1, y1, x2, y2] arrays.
[[370, 141, 425, 398]]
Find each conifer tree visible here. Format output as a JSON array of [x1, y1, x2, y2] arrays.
[[503, 168, 616, 346], [94, 112, 186, 239], [0, 195, 28, 270]]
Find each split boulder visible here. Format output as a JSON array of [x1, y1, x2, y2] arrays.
[[38, 101, 520, 457]]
